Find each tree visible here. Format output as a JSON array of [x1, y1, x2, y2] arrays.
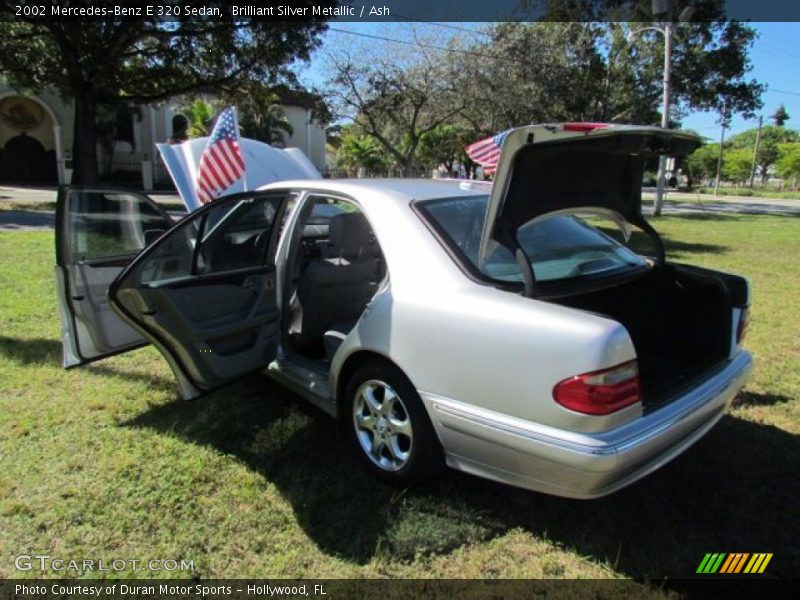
[[772, 104, 790, 127], [683, 143, 719, 186], [230, 83, 294, 146], [335, 128, 392, 176], [728, 125, 799, 184], [776, 143, 800, 189], [417, 124, 472, 173], [721, 148, 752, 185], [183, 99, 216, 138], [325, 41, 465, 175], [0, 2, 332, 183]]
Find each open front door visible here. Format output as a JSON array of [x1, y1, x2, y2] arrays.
[[55, 186, 175, 367], [109, 192, 289, 400]]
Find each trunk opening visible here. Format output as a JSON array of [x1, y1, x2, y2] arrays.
[[550, 265, 733, 409]]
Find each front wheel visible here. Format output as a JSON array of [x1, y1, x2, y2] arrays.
[[344, 361, 444, 485]]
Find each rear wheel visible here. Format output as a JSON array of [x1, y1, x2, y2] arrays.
[[344, 361, 444, 485]]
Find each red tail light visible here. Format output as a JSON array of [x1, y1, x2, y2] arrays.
[[553, 361, 641, 415], [563, 122, 612, 132], [737, 308, 749, 344]]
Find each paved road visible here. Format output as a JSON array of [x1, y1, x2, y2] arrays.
[[0, 185, 183, 231], [1, 185, 798, 231]]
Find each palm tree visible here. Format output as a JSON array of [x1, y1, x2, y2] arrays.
[[238, 88, 294, 146]]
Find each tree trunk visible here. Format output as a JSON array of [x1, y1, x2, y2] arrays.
[[72, 85, 99, 184]]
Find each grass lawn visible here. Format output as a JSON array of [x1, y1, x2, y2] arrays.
[[0, 212, 797, 590]]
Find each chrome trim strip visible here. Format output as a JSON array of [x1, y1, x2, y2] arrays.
[[425, 351, 753, 458]]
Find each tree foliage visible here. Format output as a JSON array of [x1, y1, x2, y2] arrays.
[[326, 44, 464, 175], [325, 7, 762, 176], [334, 127, 391, 175], [728, 125, 799, 183], [417, 124, 472, 173], [183, 99, 216, 138], [776, 143, 800, 187], [721, 148, 752, 184], [683, 143, 720, 185], [0, 1, 332, 182], [772, 104, 790, 127]]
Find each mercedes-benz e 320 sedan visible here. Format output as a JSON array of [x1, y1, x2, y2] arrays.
[[56, 123, 753, 498]]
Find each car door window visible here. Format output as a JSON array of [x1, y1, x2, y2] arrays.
[[66, 189, 172, 261], [137, 195, 283, 284]]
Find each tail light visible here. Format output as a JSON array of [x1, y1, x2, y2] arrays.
[[553, 361, 642, 415], [563, 123, 612, 133], [736, 308, 750, 344]]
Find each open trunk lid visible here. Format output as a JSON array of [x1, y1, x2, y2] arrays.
[[479, 124, 702, 266]]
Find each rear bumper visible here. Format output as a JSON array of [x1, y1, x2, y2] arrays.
[[422, 350, 753, 499]]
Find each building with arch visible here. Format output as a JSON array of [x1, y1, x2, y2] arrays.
[[0, 86, 327, 189]]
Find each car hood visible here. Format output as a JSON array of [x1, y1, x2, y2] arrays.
[[478, 124, 702, 264]]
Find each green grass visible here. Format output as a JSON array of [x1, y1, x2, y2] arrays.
[[0, 214, 797, 589]]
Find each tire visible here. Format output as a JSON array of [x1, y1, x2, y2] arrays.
[[344, 360, 444, 485]]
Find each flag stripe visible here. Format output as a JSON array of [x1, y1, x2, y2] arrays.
[[209, 146, 235, 184], [465, 129, 511, 169], [195, 107, 245, 204]]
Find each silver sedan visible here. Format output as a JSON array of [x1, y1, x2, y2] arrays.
[[55, 123, 753, 498]]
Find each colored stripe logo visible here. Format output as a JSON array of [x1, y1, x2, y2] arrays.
[[697, 553, 773, 574]]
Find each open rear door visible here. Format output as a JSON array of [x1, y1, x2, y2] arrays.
[[55, 186, 174, 367], [108, 191, 290, 400]]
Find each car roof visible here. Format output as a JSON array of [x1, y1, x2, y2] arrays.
[[259, 177, 492, 203]]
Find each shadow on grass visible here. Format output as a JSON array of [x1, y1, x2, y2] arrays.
[[0, 336, 63, 364], [124, 375, 799, 583], [622, 229, 728, 257], [662, 237, 729, 256], [0, 336, 173, 389], [732, 390, 791, 408]]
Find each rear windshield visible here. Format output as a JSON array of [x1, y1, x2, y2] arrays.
[[419, 195, 646, 283]]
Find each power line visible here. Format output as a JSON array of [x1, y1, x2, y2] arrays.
[[327, 26, 524, 65], [771, 88, 800, 97], [390, 16, 492, 39]]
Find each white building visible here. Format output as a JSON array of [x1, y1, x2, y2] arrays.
[[0, 86, 327, 189]]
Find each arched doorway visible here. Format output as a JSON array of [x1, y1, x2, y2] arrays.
[[0, 95, 59, 184]]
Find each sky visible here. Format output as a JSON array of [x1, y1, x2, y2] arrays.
[[295, 21, 800, 141]]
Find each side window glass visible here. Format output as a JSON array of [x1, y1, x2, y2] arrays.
[[196, 197, 279, 274], [302, 196, 365, 258], [68, 190, 171, 261], [137, 193, 284, 285]]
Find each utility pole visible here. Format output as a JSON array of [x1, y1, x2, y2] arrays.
[[714, 105, 728, 196], [652, 3, 673, 217], [748, 115, 763, 188], [629, 1, 695, 214], [653, 19, 672, 216]]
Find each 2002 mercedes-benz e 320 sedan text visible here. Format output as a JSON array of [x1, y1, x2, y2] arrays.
[[55, 123, 753, 498]]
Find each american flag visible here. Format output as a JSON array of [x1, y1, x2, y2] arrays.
[[465, 129, 512, 171], [195, 107, 246, 204]]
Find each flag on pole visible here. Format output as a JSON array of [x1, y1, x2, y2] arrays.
[[195, 107, 246, 204], [157, 137, 321, 213], [465, 129, 511, 171]]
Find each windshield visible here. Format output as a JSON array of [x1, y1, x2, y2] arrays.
[[420, 195, 647, 283]]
